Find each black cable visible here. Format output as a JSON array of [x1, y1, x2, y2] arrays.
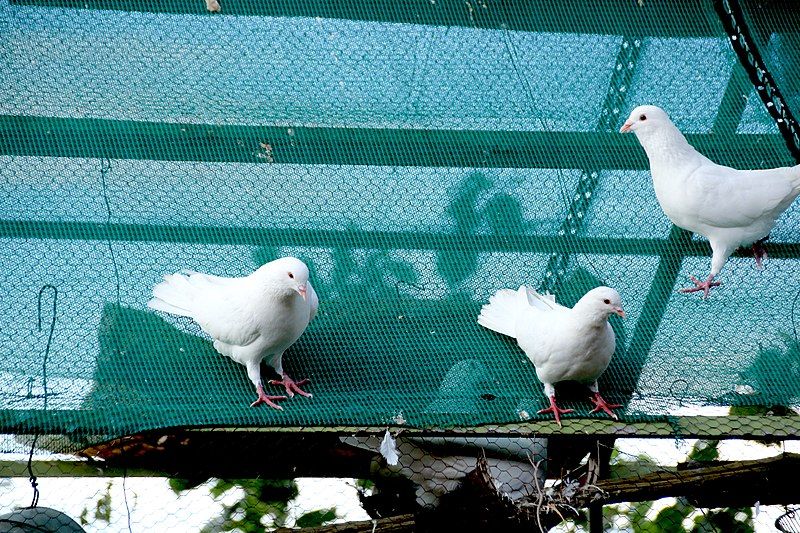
[[791, 287, 800, 344], [100, 157, 122, 304], [714, 0, 800, 164], [27, 285, 57, 509], [123, 465, 133, 533]]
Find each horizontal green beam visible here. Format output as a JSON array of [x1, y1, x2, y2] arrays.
[[0, 460, 161, 478], [9, 0, 736, 37], [1, 218, 798, 258], [0, 115, 793, 170]]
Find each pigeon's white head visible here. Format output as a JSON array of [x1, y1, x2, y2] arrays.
[[263, 256, 310, 300], [575, 286, 625, 321], [619, 105, 673, 136]]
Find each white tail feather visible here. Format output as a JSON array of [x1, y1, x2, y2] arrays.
[[147, 273, 199, 318], [477, 286, 531, 338]]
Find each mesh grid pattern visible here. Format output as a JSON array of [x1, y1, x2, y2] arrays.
[[1, 0, 800, 450]]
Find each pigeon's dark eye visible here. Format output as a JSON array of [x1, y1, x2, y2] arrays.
[[603, 298, 611, 304], [288, 272, 294, 279], [639, 114, 647, 121]]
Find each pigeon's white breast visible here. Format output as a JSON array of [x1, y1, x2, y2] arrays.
[[517, 312, 615, 386], [254, 293, 311, 354]]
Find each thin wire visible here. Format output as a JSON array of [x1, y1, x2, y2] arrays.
[[123, 465, 133, 533], [28, 285, 58, 508], [100, 157, 121, 304], [498, 24, 607, 286], [791, 287, 800, 344], [498, 28, 572, 214], [457, 5, 608, 287]]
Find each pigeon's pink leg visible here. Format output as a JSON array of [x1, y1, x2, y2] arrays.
[[537, 396, 574, 427], [678, 274, 721, 299], [589, 392, 622, 420], [250, 383, 287, 409], [270, 374, 312, 398], [753, 240, 768, 270]]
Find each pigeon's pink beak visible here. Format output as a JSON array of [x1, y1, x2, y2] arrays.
[[619, 121, 633, 133], [297, 284, 307, 300], [614, 306, 626, 318]]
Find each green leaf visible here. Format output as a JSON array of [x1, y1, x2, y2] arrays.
[[295, 508, 337, 528], [688, 440, 719, 462], [692, 508, 753, 533], [94, 481, 113, 523], [169, 477, 207, 493], [652, 500, 694, 533], [356, 479, 374, 491], [209, 478, 237, 498]]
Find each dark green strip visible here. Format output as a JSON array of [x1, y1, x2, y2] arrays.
[[9, 0, 733, 37], [713, 62, 752, 134], [1, 219, 798, 258], [624, 226, 694, 393], [0, 115, 793, 169]]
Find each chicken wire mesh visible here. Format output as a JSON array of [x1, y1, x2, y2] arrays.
[[1, 0, 800, 529], [1, 435, 799, 532]]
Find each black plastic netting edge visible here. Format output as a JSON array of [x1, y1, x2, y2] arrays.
[[714, 0, 800, 164]]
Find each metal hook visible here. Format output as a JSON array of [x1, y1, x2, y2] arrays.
[[669, 378, 690, 408], [37, 285, 57, 334]]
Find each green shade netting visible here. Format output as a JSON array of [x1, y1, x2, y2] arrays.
[[1, 0, 799, 451]]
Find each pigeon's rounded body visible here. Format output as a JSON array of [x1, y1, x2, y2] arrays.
[[622, 105, 800, 296], [478, 285, 624, 425], [148, 256, 318, 408], [515, 302, 615, 388]]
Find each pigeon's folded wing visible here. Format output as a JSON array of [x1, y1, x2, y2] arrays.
[[192, 285, 262, 347], [179, 270, 241, 287], [692, 164, 800, 228], [516, 312, 563, 368]]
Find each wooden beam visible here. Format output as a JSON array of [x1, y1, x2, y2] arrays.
[[265, 453, 800, 532], [4, 415, 800, 446], [273, 514, 416, 533], [578, 452, 800, 508], [8, 0, 731, 37], [0, 115, 793, 170], [0, 460, 161, 478]]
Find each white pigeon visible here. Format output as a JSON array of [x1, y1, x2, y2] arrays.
[[621, 105, 800, 298], [147, 256, 318, 409], [478, 286, 625, 426]]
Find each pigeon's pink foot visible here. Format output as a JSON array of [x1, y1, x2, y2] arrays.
[[250, 383, 287, 409], [753, 240, 768, 270], [537, 395, 574, 427], [269, 374, 312, 398], [678, 274, 721, 299], [589, 392, 622, 420]]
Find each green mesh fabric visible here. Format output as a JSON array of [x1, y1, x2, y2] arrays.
[[1, 0, 799, 449]]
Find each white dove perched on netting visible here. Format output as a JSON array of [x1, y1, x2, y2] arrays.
[[621, 105, 800, 298], [147, 256, 318, 409], [478, 286, 625, 426]]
